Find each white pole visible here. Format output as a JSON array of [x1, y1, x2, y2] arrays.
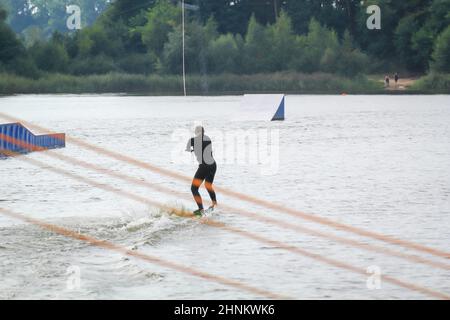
[[182, 0, 187, 96]]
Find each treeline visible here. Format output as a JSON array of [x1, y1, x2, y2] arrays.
[[0, 0, 450, 81]]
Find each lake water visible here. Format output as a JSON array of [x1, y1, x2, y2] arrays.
[[0, 94, 449, 299]]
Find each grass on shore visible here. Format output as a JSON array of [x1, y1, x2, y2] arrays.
[[410, 73, 450, 93], [0, 72, 383, 95]]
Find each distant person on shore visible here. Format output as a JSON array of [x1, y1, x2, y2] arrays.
[[394, 73, 399, 87], [385, 75, 390, 88], [186, 126, 217, 216]]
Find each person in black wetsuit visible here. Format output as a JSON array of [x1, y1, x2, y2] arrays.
[[186, 126, 217, 216]]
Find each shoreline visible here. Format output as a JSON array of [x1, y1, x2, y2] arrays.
[[0, 72, 448, 96], [0, 90, 450, 98]]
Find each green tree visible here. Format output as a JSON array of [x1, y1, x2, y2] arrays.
[[0, 6, 38, 77], [21, 25, 46, 47], [431, 25, 450, 72], [31, 39, 69, 72], [110, 0, 156, 22], [161, 19, 216, 74], [427, 0, 450, 31], [410, 0, 450, 71], [160, 25, 182, 74], [394, 13, 424, 71], [0, 6, 24, 63], [411, 27, 435, 72], [285, 0, 357, 36], [208, 33, 240, 73], [117, 52, 156, 74], [243, 15, 271, 73], [140, 0, 180, 56], [267, 10, 296, 71], [305, 19, 339, 73], [198, 0, 281, 35], [335, 30, 369, 76], [71, 17, 127, 59], [288, 35, 310, 72]]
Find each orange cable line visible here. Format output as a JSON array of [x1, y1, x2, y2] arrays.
[[0, 112, 448, 259], [0, 206, 287, 299], [1, 149, 448, 300], [1, 133, 449, 271]]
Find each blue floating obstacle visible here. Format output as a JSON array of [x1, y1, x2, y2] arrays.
[[0, 123, 65, 157], [238, 94, 285, 121], [271, 95, 285, 121]]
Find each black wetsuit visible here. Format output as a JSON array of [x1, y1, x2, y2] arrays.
[[187, 135, 217, 210]]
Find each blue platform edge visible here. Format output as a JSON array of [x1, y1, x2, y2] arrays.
[[271, 96, 285, 121], [0, 122, 65, 157]]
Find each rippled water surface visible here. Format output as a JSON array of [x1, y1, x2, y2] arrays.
[[0, 95, 449, 299]]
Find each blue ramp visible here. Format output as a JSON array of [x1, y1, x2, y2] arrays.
[[272, 96, 285, 121], [239, 94, 286, 121], [0, 123, 65, 157]]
